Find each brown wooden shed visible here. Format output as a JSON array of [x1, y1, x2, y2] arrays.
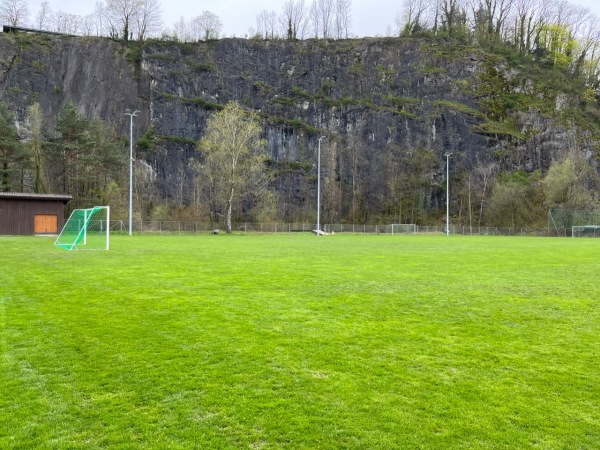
[[0, 193, 72, 235]]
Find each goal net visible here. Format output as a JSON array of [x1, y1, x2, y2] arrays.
[[572, 225, 600, 238], [54, 206, 110, 251], [385, 224, 417, 235]]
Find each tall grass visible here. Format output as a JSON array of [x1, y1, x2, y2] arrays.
[[1, 235, 598, 448]]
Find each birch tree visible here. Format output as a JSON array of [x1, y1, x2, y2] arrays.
[[197, 102, 268, 233]]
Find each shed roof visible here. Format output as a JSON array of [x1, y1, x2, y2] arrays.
[[0, 192, 72, 203]]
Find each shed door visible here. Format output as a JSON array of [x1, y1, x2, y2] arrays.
[[34, 215, 58, 234]]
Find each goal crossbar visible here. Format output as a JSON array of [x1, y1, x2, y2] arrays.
[[386, 224, 417, 235], [572, 225, 600, 238]]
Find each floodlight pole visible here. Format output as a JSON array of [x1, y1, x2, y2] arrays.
[[445, 152, 452, 236], [125, 109, 139, 236], [317, 136, 326, 234]]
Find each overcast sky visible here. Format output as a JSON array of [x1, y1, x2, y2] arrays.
[[24, 0, 600, 38]]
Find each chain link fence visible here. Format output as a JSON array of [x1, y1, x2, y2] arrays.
[[109, 221, 559, 237]]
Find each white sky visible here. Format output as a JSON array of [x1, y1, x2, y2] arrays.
[[24, 0, 600, 38]]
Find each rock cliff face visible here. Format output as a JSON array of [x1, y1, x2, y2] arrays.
[[0, 33, 596, 223], [0, 35, 149, 131]]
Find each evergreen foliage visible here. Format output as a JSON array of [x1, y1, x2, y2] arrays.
[[44, 103, 125, 210], [0, 101, 26, 192]]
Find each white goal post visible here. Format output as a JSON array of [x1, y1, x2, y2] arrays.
[[572, 225, 600, 238], [386, 224, 417, 235], [54, 206, 110, 251]]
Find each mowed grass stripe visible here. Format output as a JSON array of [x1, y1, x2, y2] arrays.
[[1, 235, 598, 449]]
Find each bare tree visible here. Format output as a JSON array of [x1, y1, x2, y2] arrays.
[[136, 0, 162, 41], [439, 0, 468, 38], [172, 16, 191, 42], [310, 0, 335, 38], [281, 0, 308, 39], [476, 162, 496, 226], [81, 15, 95, 36], [35, 1, 51, 29], [566, 4, 591, 37], [89, 1, 108, 36], [194, 10, 222, 41], [255, 11, 264, 38], [510, 0, 541, 53], [470, 0, 515, 43], [334, 0, 351, 38], [398, 0, 430, 35], [52, 11, 82, 35], [0, 0, 29, 26], [256, 9, 278, 39], [567, 8, 598, 75], [106, 0, 141, 41]]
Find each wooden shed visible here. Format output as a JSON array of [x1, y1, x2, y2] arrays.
[[0, 193, 72, 235]]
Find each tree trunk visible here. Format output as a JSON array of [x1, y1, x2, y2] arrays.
[[226, 185, 234, 233]]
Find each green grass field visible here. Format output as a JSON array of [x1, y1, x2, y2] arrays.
[[1, 234, 598, 449]]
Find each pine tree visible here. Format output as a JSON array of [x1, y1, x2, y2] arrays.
[[0, 102, 27, 192]]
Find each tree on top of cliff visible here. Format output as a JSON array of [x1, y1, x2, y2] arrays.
[[194, 11, 222, 41], [172, 10, 222, 42], [106, 0, 139, 41], [0, 0, 29, 26], [135, 0, 162, 41]]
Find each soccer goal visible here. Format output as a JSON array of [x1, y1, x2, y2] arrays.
[[54, 206, 110, 251], [548, 209, 600, 236], [386, 224, 417, 235], [572, 225, 600, 238]]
